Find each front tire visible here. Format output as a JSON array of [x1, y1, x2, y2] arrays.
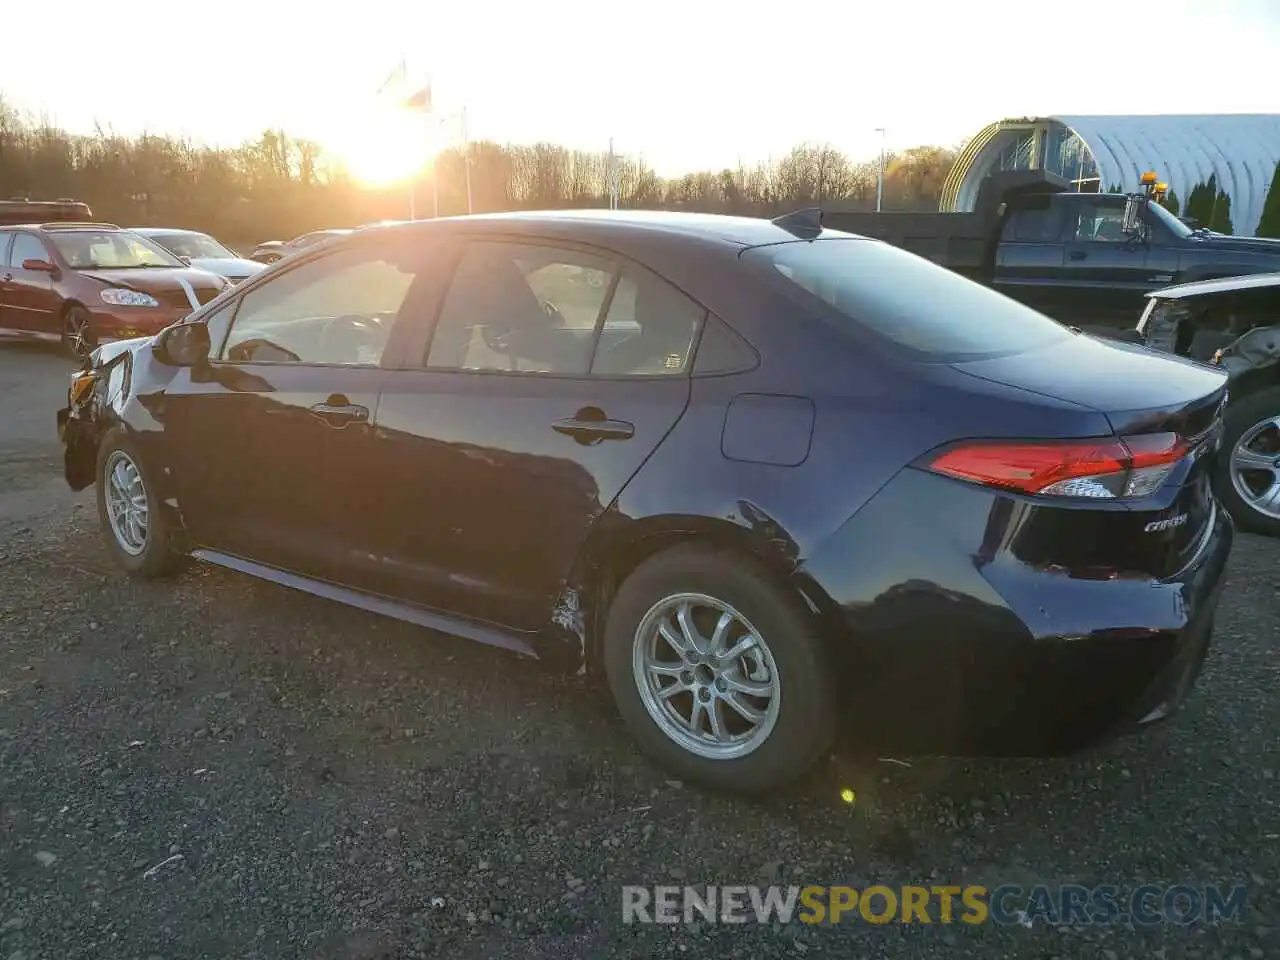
[[602, 544, 836, 795], [1215, 386, 1280, 537], [95, 428, 181, 577], [62, 305, 96, 360]]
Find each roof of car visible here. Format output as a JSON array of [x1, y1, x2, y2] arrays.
[[370, 209, 857, 248], [1147, 272, 1280, 299]]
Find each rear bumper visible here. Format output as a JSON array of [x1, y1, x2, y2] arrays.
[[798, 472, 1234, 757]]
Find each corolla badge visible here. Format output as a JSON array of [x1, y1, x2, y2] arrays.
[[1145, 514, 1189, 533]]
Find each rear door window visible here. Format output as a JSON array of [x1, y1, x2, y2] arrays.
[[1001, 206, 1062, 243], [746, 238, 1072, 361]]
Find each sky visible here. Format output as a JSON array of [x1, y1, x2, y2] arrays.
[[3, 0, 1280, 180]]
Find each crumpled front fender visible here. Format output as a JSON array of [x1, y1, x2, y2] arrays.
[[1217, 324, 1280, 379]]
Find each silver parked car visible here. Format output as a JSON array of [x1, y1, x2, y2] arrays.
[[1137, 271, 1280, 535], [131, 228, 266, 285]]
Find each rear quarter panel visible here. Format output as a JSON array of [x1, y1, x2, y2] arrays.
[[584, 289, 1115, 603]]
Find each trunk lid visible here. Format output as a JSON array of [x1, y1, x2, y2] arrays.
[[951, 332, 1228, 578]]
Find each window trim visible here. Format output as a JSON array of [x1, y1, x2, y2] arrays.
[[690, 313, 760, 378], [1001, 204, 1063, 244], [1069, 201, 1134, 245], [10, 230, 51, 266], [417, 234, 709, 381], [0, 232, 13, 269], [208, 235, 437, 370]]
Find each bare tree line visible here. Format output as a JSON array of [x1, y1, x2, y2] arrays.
[[0, 98, 958, 246]]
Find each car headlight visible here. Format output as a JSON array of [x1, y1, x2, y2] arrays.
[[100, 288, 160, 307]]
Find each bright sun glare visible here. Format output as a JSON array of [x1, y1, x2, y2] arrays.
[[330, 103, 434, 188]]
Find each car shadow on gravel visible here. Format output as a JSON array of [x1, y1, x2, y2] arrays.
[[1, 515, 1276, 960]]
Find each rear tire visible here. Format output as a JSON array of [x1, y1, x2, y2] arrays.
[[1215, 386, 1280, 537], [95, 427, 182, 578], [602, 544, 836, 795]]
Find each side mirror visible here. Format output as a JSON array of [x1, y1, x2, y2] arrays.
[[154, 322, 211, 367], [1122, 196, 1146, 237], [22, 258, 56, 273]]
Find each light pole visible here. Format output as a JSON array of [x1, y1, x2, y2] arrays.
[[875, 127, 886, 212], [608, 137, 619, 209]]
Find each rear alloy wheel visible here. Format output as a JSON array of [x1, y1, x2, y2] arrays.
[[632, 593, 782, 760], [62, 306, 96, 360], [603, 544, 835, 794], [95, 427, 181, 577], [1216, 386, 1280, 536]]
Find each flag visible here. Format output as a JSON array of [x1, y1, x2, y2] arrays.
[[404, 84, 432, 113], [377, 58, 433, 114]]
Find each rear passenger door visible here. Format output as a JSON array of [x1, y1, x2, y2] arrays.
[[0, 232, 13, 333], [992, 202, 1066, 315], [364, 237, 704, 631], [4, 232, 58, 334]]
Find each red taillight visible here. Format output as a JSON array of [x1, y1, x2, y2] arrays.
[[927, 432, 1190, 499]]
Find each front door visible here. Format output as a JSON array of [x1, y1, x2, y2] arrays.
[[1061, 198, 1152, 324], [363, 237, 702, 631], [161, 235, 438, 583]]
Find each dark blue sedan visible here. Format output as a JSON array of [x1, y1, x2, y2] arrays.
[[58, 210, 1233, 795]]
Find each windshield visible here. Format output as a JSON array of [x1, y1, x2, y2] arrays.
[[50, 231, 184, 269], [747, 238, 1073, 361], [1148, 200, 1193, 238], [150, 232, 236, 260]]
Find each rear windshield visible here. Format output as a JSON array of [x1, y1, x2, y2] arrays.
[[744, 237, 1073, 361]]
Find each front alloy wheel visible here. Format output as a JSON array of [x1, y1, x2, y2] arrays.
[[1228, 416, 1280, 521], [63, 306, 96, 360], [103, 449, 149, 556], [1216, 386, 1280, 537], [94, 427, 182, 578]]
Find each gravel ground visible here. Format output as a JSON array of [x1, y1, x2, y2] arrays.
[[0, 340, 1277, 960]]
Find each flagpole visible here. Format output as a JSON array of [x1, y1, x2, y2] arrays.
[[432, 154, 440, 218], [462, 107, 473, 215]]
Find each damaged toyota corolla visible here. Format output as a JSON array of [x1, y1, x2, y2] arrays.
[[1138, 271, 1280, 535], [58, 212, 1233, 795]]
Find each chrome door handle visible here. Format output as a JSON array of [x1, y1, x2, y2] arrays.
[[552, 412, 634, 444], [309, 396, 369, 428]]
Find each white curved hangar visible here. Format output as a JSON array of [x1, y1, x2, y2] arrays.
[[939, 114, 1280, 235]]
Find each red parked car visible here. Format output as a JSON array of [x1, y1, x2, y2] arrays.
[[0, 222, 229, 358]]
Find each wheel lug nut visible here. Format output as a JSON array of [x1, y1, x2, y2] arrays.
[[698, 688, 711, 702]]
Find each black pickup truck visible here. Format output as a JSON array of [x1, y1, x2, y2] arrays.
[[822, 171, 1280, 331]]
